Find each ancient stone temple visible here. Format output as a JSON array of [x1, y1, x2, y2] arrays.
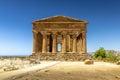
[[31, 16, 89, 60]]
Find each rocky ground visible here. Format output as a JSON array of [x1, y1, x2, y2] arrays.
[[0, 58, 37, 73], [0, 58, 58, 80], [2, 61, 120, 80]]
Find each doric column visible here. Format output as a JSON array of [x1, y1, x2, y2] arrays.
[[62, 32, 67, 53], [70, 36, 73, 52], [72, 35, 77, 53], [52, 32, 57, 53], [38, 32, 43, 52], [46, 33, 51, 53], [77, 36, 79, 53], [82, 31, 87, 53], [66, 35, 70, 52], [80, 35, 82, 53], [32, 31, 38, 54], [60, 43, 62, 52], [42, 32, 47, 53]]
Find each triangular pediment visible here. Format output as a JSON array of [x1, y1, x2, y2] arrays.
[[33, 16, 87, 23]]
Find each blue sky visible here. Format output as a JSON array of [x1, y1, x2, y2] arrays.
[[0, 0, 120, 55]]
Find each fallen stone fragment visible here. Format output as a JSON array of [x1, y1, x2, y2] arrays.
[[84, 59, 94, 64]]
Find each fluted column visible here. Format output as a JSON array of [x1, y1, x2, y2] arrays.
[[70, 36, 73, 52], [32, 31, 38, 54], [42, 32, 47, 53], [52, 33, 57, 53], [46, 33, 51, 53], [72, 35, 77, 53], [80, 35, 82, 53], [77, 36, 80, 53], [67, 35, 70, 52], [62, 32, 67, 53], [82, 31, 87, 53]]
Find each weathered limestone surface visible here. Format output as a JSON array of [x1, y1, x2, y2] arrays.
[[31, 16, 89, 60], [84, 59, 94, 64]]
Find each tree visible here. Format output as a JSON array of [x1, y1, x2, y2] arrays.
[[94, 47, 106, 59], [106, 50, 117, 62], [116, 53, 120, 61]]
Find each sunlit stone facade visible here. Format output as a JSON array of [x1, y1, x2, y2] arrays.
[[31, 16, 89, 60]]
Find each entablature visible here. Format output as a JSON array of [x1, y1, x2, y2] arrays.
[[33, 23, 87, 30]]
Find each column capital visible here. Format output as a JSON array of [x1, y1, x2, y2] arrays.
[[46, 32, 51, 35], [41, 32, 48, 38], [62, 32, 67, 38], [43, 34, 47, 38], [82, 31, 86, 38], [32, 30, 38, 34], [52, 34, 57, 38], [41, 31, 47, 34], [61, 31, 67, 35], [72, 34, 77, 39], [52, 31, 57, 34], [82, 31, 86, 33], [71, 31, 78, 36], [33, 31, 38, 39]]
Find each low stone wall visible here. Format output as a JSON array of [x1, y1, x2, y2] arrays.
[[31, 53, 91, 61]]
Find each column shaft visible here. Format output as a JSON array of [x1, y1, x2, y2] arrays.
[[67, 35, 70, 52], [70, 36, 73, 52], [82, 32, 87, 53], [77, 37, 79, 53], [62, 35, 67, 53], [42, 34, 47, 53], [72, 35, 77, 53], [52, 34, 57, 53], [46, 35, 50, 52], [32, 32, 38, 54], [80, 35, 82, 53]]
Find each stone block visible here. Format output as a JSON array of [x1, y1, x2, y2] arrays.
[[84, 59, 94, 64], [117, 61, 120, 65]]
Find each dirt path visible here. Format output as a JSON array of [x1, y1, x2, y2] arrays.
[[9, 61, 120, 80], [0, 61, 59, 80]]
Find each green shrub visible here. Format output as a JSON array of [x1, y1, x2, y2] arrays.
[[106, 50, 117, 62], [93, 47, 106, 59], [93, 47, 120, 63], [116, 54, 120, 61]]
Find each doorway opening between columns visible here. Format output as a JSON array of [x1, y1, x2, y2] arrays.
[[57, 43, 61, 52]]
